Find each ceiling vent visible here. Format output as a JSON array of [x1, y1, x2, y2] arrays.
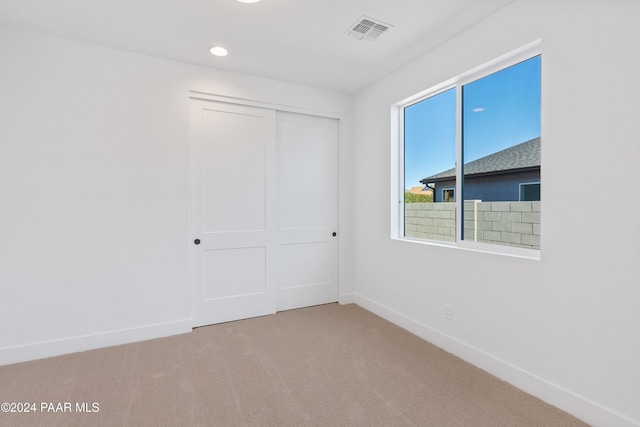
[[346, 16, 393, 41]]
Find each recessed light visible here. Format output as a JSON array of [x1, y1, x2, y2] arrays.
[[237, 0, 261, 3], [209, 46, 229, 57]]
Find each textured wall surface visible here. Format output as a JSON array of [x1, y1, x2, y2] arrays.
[[405, 201, 540, 249]]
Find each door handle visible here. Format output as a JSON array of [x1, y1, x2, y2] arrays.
[[194, 239, 201, 245], [332, 232, 337, 237]]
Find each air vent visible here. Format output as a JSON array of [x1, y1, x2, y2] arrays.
[[346, 16, 393, 41]]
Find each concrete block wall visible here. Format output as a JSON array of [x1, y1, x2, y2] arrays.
[[464, 201, 540, 249], [405, 201, 540, 249], [404, 202, 456, 242]]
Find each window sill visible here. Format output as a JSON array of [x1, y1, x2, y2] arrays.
[[393, 236, 541, 260]]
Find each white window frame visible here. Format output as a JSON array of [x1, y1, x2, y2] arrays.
[[391, 40, 541, 260]]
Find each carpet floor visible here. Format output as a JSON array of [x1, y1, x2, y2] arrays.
[[0, 303, 588, 426]]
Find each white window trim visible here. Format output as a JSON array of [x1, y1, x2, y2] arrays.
[[391, 40, 542, 260]]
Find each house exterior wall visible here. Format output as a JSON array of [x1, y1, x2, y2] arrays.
[[431, 170, 540, 202], [431, 179, 456, 202]]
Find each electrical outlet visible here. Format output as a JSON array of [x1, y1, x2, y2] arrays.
[[445, 304, 453, 320]]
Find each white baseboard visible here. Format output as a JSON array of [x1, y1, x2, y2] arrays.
[[352, 293, 639, 427], [338, 292, 355, 304], [0, 320, 193, 367]]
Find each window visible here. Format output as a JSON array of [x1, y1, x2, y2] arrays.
[[442, 189, 455, 203], [520, 183, 541, 201], [395, 42, 541, 257]]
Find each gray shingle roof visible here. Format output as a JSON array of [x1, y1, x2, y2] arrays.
[[421, 137, 540, 183]]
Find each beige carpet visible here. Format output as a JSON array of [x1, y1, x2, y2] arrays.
[[0, 303, 588, 426]]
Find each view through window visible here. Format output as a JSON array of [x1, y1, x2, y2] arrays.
[[402, 53, 541, 252]]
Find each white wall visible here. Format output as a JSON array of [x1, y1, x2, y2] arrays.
[[0, 26, 354, 365], [352, 1, 640, 426], [3, 1, 639, 425]]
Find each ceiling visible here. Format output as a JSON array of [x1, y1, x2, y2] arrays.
[[0, 0, 514, 93]]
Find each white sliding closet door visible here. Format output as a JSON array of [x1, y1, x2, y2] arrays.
[[276, 112, 339, 311], [190, 100, 276, 327], [190, 99, 338, 327]]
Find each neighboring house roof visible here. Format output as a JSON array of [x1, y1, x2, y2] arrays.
[[407, 186, 433, 195], [421, 137, 540, 183]]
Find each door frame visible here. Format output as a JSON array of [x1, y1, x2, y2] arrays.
[[188, 91, 345, 326]]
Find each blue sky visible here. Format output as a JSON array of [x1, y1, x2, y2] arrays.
[[404, 55, 541, 189]]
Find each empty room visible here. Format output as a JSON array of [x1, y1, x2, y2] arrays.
[[1, 1, 638, 426]]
